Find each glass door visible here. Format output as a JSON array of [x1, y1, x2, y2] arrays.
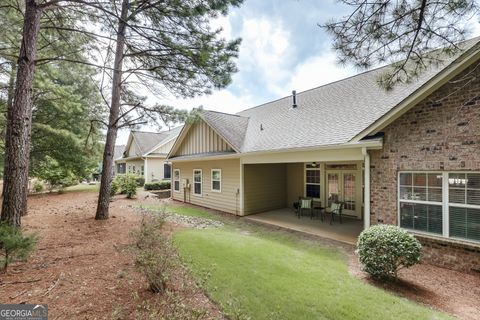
[[326, 171, 359, 217], [327, 172, 340, 207]]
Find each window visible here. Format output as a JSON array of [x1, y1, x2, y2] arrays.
[[448, 173, 480, 241], [398, 172, 480, 243], [211, 169, 221, 192], [305, 163, 320, 198], [132, 165, 136, 174], [164, 164, 171, 179], [141, 165, 144, 176], [193, 169, 202, 196], [399, 172, 443, 235], [173, 169, 180, 192]]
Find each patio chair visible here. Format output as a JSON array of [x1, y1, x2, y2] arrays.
[[297, 197, 313, 219], [325, 202, 344, 225]]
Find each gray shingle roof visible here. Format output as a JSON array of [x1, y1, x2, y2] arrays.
[[196, 38, 479, 154], [201, 111, 249, 151], [130, 126, 183, 156]]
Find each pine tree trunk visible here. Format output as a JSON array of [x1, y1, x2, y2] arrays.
[[95, 0, 129, 220], [1, 1, 42, 227]]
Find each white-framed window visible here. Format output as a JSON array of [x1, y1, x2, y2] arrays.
[[173, 169, 180, 192], [211, 169, 221, 192], [193, 169, 202, 196], [305, 163, 320, 198], [398, 171, 480, 243], [141, 165, 144, 176]]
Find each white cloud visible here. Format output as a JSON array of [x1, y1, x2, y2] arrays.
[[167, 89, 255, 114], [237, 17, 292, 95], [286, 51, 355, 93]]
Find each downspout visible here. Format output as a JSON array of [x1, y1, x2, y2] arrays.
[[362, 147, 371, 230]]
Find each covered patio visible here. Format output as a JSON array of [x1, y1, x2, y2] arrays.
[[244, 208, 363, 245]]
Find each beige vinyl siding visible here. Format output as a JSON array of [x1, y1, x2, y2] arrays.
[[145, 157, 169, 182], [152, 139, 175, 154], [175, 120, 234, 156], [286, 163, 304, 209], [243, 163, 287, 215], [171, 159, 240, 214], [125, 159, 144, 175]]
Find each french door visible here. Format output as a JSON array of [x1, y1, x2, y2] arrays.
[[326, 171, 361, 218]]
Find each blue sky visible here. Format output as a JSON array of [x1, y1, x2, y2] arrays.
[[116, 0, 480, 144], [118, 0, 355, 144]]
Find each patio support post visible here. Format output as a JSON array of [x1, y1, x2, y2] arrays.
[[239, 159, 244, 216], [362, 148, 371, 230]]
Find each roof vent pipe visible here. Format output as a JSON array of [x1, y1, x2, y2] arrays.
[[292, 90, 297, 108]]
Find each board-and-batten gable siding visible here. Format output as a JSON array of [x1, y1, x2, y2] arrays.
[[175, 120, 234, 156], [171, 159, 240, 214]]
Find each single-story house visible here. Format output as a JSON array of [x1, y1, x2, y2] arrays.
[[167, 38, 480, 274], [113, 145, 126, 175], [115, 126, 182, 183]]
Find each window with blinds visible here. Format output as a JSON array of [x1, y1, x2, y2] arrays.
[[448, 173, 480, 242], [398, 172, 480, 243], [399, 172, 443, 235]]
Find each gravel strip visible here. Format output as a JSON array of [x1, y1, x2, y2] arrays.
[[134, 207, 224, 229]]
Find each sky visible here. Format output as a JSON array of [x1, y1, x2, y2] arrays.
[[115, 0, 480, 145], [116, 0, 356, 145]]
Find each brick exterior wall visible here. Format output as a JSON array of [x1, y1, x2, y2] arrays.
[[369, 62, 480, 274]]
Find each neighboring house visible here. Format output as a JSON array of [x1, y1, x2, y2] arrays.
[[113, 145, 126, 175], [167, 38, 480, 273], [115, 126, 182, 182]]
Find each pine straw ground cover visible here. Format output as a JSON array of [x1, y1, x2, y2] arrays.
[[1, 191, 478, 319], [0, 190, 223, 319]]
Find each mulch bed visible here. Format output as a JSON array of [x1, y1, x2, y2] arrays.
[[0, 191, 223, 319], [1, 192, 478, 319], [348, 247, 480, 320]]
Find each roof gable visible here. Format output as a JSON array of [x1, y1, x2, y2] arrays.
[[169, 118, 236, 158], [143, 126, 183, 156]]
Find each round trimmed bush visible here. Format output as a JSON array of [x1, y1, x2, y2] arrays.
[[357, 225, 421, 280]]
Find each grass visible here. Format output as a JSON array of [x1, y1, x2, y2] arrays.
[[64, 183, 99, 193], [170, 207, 451, 320], [137, 203, 218, 220]]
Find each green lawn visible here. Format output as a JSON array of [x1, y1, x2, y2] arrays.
[[137, 203, 217, 220], [64, 183, 100, 192], [171, 207, 450, 320]]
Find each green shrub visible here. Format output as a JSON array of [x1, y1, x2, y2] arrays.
[[144, 181, 171, 191], [130, 213, 176, 293], [32, 180, 44, 193], [113, 174, 137, 199], [0, 223, 38, 273], [110, 179, 120, 197], [136, 176, 145, 187], [357, 225, 422, 280]]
